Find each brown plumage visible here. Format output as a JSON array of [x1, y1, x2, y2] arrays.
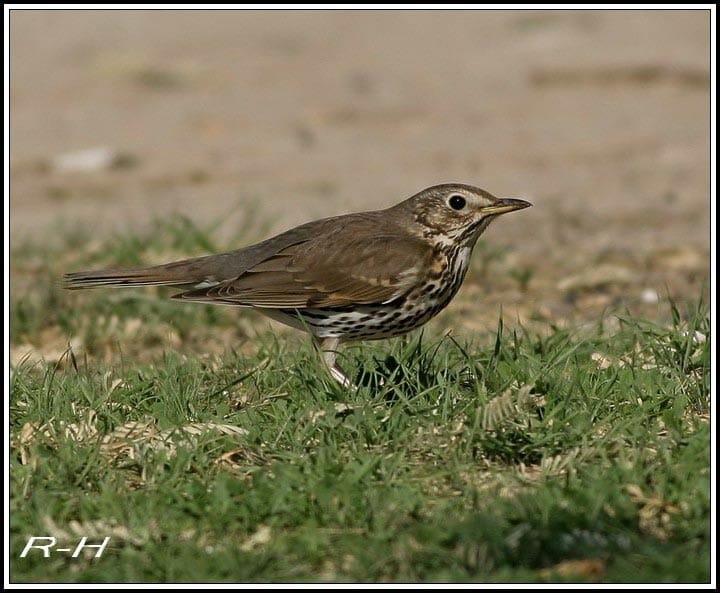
[[64, 183, 531, 386]]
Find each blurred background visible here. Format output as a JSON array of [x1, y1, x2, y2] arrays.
[[9, 9, 711, 325]]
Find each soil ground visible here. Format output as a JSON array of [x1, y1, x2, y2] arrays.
[[9, 9, 711, 335]]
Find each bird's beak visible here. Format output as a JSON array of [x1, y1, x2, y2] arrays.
[[482, 198, 532, 215]]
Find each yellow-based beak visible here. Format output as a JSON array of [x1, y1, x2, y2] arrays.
[[482, 198, 532, 215]]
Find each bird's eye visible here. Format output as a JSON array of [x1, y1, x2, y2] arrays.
[[448, 194, 466, 211]]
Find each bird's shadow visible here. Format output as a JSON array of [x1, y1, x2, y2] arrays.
[[352, 348, 475, 403]]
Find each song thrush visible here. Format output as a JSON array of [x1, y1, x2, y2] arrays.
[[64, 184, 531, 386]]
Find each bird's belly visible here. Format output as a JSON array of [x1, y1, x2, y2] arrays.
[[266, 283, 461, 341], [288, 303, 446, 340]]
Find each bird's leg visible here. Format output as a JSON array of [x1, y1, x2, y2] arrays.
[[315, 337, 354, 389]]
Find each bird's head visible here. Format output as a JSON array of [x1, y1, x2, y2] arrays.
[[396, 183, 531, 247]]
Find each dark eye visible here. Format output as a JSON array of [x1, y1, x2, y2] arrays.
[[448, 194, 466, 210]]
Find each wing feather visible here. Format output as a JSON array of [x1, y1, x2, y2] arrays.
[[175, 224, 433, 308]]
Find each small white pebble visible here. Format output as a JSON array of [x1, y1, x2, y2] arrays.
[[53, 146, 119, 173], [693, 331, 707, 344], [641, 288, 659, 304]]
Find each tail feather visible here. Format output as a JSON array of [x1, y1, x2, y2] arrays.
[[63, 257, 221, 290], [63, 268, 189, 289]]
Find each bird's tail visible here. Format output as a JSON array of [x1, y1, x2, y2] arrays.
[[63, 257, 219, 290]]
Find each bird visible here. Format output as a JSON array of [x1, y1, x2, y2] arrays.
[[64, 184, 531, 387]]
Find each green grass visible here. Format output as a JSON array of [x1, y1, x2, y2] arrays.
[[8, 216, 711, 584]]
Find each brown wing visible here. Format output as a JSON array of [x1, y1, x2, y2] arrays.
[[175, 218, 433, 308]]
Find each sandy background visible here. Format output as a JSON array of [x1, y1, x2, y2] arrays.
[[9, 9, 711, 331]]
